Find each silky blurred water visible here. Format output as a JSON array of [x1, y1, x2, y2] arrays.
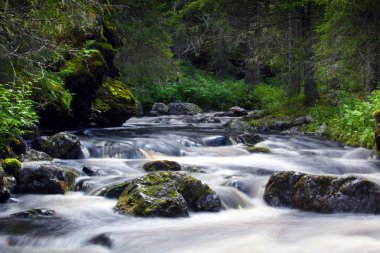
[[1, 114, 380, 253]]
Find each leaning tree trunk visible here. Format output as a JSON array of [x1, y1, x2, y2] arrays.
[[301, 5, 319, 106]]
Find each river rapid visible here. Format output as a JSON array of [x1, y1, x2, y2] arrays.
[[0, 114, 380, 253]]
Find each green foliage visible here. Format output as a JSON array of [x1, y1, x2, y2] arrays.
[[251, 84, 287, 113], [136, 65, 250, 110], [0, 84, 37, 148]]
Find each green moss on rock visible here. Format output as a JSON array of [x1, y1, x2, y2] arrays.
[[246, 146, 271, 153], [94, 79, 137, 126], [2, 158, 21, 178], [143, 160, 182, 172]]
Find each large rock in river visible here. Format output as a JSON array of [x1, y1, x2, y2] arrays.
[[114, 172, 221, 217], [143, 160, 181, 172], [34, 132, 83, 159], [167, 102, 202, 115], [17, 162, 79, 194], [264, 171, 380, 214], [0, 165, 11, 202], [150, 103, 169, 116]]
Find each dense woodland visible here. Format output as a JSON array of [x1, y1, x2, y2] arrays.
[[1, 0, 380, 153]]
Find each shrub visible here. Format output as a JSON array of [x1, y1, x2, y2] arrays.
[[0, 83, 38, 148], [251, 84, 286, 113]]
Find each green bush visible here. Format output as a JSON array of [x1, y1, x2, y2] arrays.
[[0, 83, 38, 148], [136, 65, 251, 111], [251, 84, 286, 113]]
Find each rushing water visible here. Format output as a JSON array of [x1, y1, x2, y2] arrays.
[[1, 114, 380, 253]]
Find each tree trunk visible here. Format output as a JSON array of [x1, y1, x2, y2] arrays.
[[244, 44, 260, 93], [373, 109, 380, 153], [365, 39, 377, 93], [287, 12, 300, 97], [301, 5, 319, 106]]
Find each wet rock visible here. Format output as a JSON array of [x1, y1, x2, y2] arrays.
[[17, 162, 79, 194], [8, 137, 27, 156], [34, 132, 83, 159], [103, 181, 130, 199], [114, 172, 221, 217], [167, 102, 202, 115], [203, 136, 232, 146], [223, 119, 252, 133], [143, 160, 181, 172], [82, 166, 98, 176], [0, 166, 10, 203], [246, 146, 270, 153], [21, 124, 40, 140], [228, 106, 248, 116], [241, 110, 267, 120], [264, 171, 380, 214], [183, 166, 206, 174], [88, 233, 113, 249], [19, 149, 52, 162], [150, 103, 168, 116], [5, 176, 17, 193], [11, 208, 56, 218], [237, 132, 263, 145], [1, 158, 21, 178], [30, 136, 48, 151], [186, 116, 221, 124], [74, 178, 97, 192], [224, 180, 251, 195]]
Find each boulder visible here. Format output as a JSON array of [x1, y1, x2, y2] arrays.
[[241, 110, 267, 120], [237, 132, 263, 145], [17, 162, 79, 194], [292, 116, 307, 126], [0, 166, 11, 203], [19, 149, 52, 162], [8, 137, 27, 156], [223, 119, 252, 133], [305, 115, 314, 123], [228, 106, 248, 116], [21, 124, 40, 140], [11, 208, 56, 218], [143, 160, 181, 172], [150, 103, 169, 116], [35, 132, 83, 159], [93, 79, 137, 127], [1, 158, 21, 179], [114, 172, 221, 217], [167, 102, 202, 115], [264, 171, 380, 214]]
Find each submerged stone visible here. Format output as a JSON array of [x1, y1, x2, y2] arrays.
[[11, 208, 56, 218]]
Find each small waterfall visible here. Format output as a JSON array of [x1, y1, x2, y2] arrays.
[[139, 148, 155, 160]]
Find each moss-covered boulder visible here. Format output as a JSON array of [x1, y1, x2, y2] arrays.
[[17, 162, 79, 194], [0, 165, 11, 203], [143, 160, 181, 172], [1, 158, 21, 179], [264, 171, 380, 214], [93, 79, 136, 127], [36, 132, 83, 159], [114, 172, 221, 217]]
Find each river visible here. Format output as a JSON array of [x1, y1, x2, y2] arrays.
[[0, 114, 380, 253]]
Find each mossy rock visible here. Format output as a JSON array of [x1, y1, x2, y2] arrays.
[[61, 50, 108, 91], [94, 79, 137, 126], [17, 162, 80, 194], [264, 171, 380, 214], [143, 160, 181, 172], [246, 146, 271, 153], [373, 109, 380, 119], [2, 158, 21, 179], [114, 172, 221, 217]]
